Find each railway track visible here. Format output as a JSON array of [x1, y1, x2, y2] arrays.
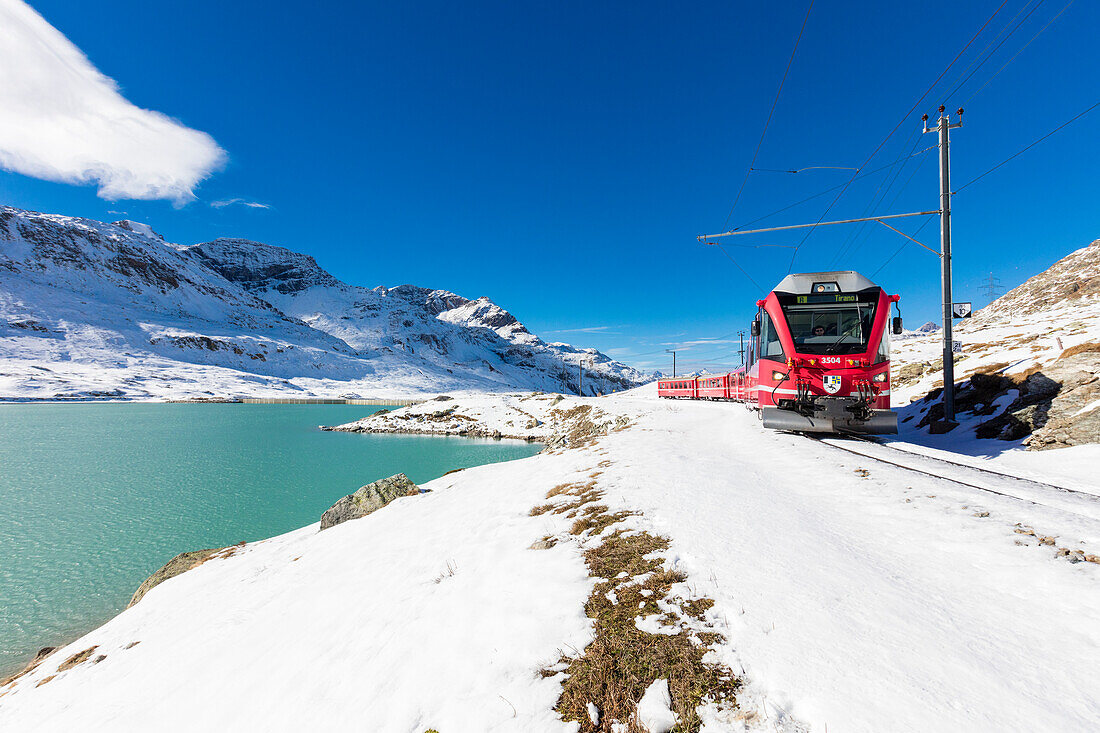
[[808, 434, 1100, 521]]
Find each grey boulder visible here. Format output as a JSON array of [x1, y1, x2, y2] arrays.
[[320, 473, 420, 530]]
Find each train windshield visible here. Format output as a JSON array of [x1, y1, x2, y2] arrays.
[[781, 301, 877, 355]]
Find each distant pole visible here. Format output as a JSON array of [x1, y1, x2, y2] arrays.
[[665, 349, 677, 377], [578, 357, 593, 396], [738, 332, 745, 366], [925, 106, 963, 424]]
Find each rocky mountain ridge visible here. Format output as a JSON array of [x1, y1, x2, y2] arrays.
[[0, 206, 649, 399]]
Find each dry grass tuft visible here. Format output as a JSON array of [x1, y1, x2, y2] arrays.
[[532, 481, 604, 518], [1059, 341, 1100, 359], [528, 473, 739, 730], [549, 526, 739, 731], [571, 508, 637, 537], [57, 646, 98, 672]]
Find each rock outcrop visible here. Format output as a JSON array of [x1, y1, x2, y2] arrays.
[[1022, 348, 1100, 449], [127, 546, 236, 608], [907, 347, 1100, 449], [319, 474, 420, 530]]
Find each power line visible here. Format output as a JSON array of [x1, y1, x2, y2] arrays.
[[961, 0, 1077, 107], [872, 98, 1098, 278], [956, 99, 1100, 192], [785, 0, 1009, 273], [750, 166, 858, 174], [720, 0, 815, 231], [830, 125, 923, 266], [936, 0, 1046, 110], [839, 127, 934, 265], [722, 147, 936, 233]]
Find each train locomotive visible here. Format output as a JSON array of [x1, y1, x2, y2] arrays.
[[657, 271, 903, 434]]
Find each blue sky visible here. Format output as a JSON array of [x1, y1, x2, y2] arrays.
[[1, 0, 1097, 372]]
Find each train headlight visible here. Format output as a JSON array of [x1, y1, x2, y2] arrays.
[[872, 372, 888, 383], [771, 370, 788, 382]]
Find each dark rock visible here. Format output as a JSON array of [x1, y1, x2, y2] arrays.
[[0, 646, 57, 687], [127, 547, 224, 608], [319, 473, 420, 530]]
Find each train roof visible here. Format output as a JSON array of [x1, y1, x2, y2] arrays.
[[771, 271, 878, 295]]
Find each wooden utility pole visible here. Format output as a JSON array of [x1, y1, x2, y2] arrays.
[[665, 349, 677, 377]]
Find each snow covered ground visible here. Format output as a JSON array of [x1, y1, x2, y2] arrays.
[[3, 390, 1097, 731]]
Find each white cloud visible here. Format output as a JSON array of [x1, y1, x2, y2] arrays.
[[211, 198, 271, 210], [0, 0, 226, 204], [663, 339, 738, 350], [547, 325, 617, 334]]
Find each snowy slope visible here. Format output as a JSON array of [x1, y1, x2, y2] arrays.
[[891, 238, 1100, 447], [0, 207, 649, 399], [2, 392, 1097, 731], [893, 238, 1099, 399]]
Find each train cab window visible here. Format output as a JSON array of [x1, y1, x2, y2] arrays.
[[759, 311, 785, 362], [782, 297, 878, 356], [874, 324, 890, 364]]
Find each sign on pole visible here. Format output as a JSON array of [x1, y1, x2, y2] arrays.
[[952, 340, 962, 354], [951, 302, 972, 319]]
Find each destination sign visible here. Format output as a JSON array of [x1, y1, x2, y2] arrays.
[[795, 294, 860, 304]]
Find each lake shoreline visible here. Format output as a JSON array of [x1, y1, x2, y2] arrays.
[[0, 401, 541, 680], [0, 396, 426, 405]]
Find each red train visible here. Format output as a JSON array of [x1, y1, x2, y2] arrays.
[[657, 271, 902, 434]]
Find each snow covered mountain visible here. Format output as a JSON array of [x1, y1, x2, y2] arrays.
[[187, 237, 647, 396], [895, 320, 939, 340], [0, 206, 649, 399]]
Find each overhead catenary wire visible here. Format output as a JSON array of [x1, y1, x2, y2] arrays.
[[783, 0, 1009, 274], [871, 97, 1098, 278], [934, 0, 1047, 110], [956, 99, 1100, 192], [722, 147, 936, 234], [829, 125, 925, 267], [720, 0, 815, 232], [961, 0, 1077, 108], [750, 166, 858, 174]]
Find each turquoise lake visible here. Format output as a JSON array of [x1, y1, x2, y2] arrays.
[[0, 403, 541, 676]]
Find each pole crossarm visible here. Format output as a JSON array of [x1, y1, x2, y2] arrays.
[[698, 210, 940, 241]]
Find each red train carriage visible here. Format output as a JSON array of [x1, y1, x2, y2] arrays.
[[657, 271, 902, 434], [656, 377, 698, 399], [697, 374, 729, 399]]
